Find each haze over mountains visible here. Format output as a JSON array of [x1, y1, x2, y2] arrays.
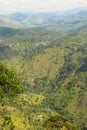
[[0, 7, 87, 130], [0, 8, 87, 33]]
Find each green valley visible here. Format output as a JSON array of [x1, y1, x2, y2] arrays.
[[0, 9, 87, 130]]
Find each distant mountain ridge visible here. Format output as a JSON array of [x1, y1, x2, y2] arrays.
[[0, 8, 87, 33]]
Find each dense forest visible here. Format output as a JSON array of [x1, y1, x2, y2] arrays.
[[0, 8, 87, 130]]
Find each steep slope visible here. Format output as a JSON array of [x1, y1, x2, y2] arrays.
[[0, 27, 87, 129], [0, 61, 23, 99], [0, 62, 46, 130]]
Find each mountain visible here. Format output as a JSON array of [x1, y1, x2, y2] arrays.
[[0, 8, 87, 33], [0, 15, 22, 28], [0, 26, 87, 129], [0, 7, 87, 130]]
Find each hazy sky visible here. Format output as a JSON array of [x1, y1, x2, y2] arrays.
[[0, 0, 87, 14]]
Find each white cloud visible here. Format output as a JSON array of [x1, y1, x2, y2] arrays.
[[0, 0, 87, 14]]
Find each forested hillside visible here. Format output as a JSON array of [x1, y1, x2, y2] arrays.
[[0, 25, 87, 130]]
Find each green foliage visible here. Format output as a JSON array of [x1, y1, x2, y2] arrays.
[[1, 116, 15, 130], [0, 61, 23, 99], [43, 115, 78, 130]]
